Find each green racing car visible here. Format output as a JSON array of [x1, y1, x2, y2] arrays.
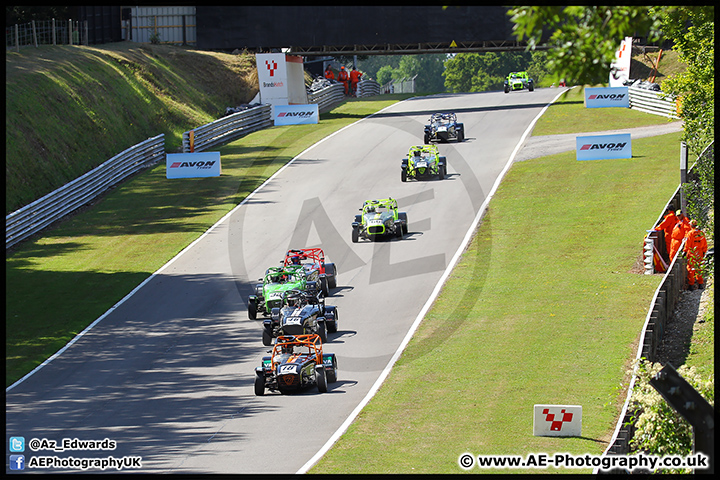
[[504, 71, 534, 93], [401, 144, 447, 182], [351, 198, 408, 242], [247, 265, 319, 320]]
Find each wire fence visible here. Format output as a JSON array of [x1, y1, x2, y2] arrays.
[[6, 19, 88, 51]]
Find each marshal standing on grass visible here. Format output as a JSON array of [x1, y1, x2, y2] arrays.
[[338, 66, 350, 95], [654, 206, 677, 262], [669, 211, 691, 260], [683, 219, 708, 290]]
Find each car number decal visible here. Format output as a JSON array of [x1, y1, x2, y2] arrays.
[[279, 365, 297, 375], [284, 316, 302, 325]]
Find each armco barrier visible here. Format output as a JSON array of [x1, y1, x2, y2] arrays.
[[308, 83, 345, 114], [6, 134, 165, 249], [628, 85, 679, 119], [357, 79, 381, 97], [182, 104, 272, 153], [183, 80, 383, 152]]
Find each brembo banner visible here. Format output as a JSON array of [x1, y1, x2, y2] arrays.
[[584, 87, 629, 108], [166, 152, 221, 178], [576, 133, 632, 161], [273, 104, 319, 126]]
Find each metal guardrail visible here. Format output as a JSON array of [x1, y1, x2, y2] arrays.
[[308, 83, 345, 113], [628, 85, 680, 119], [357, 79, 381, 97], [7, 81, 382, 248], [182, 104, 272, 153], [6, 134, 165, 249], [182, 79, 384, 152]]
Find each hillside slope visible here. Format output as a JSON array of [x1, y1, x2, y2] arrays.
[[5, 42, 258, 214]]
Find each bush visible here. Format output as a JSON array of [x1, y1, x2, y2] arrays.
[[628, 359, 714, 473]]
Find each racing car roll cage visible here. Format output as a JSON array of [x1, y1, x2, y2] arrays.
[[424, 112, 464, 143], [352, 198, 408, 242], [254, 334, 337, 395], [283, 247, 337, 295], [270, 334, 324, 372], [402, 144, 447, 181]]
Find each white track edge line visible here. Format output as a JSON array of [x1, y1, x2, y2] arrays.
[[6, 100, 401, 393], [297, 88, 570, 474]]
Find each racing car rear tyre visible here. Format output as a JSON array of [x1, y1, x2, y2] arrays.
[[399, 212, 408, 234], [318, 321, 327, 343], [326, 357, 337, 383], [316, 366, 328, 393], [327, 310, 338, 333], [320, 276, 329, 297], [262, 327, 273, 346], [254, 373, 265, 396], [328, 268, 337, 289]]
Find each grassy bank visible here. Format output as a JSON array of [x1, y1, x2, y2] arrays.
[[5, 42, 257, 214]]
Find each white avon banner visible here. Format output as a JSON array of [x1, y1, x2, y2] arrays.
[[166, 152, 221, 179]]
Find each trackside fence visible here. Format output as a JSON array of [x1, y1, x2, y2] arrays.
[[5, 19, 88, 51], [183, 80, 383, 152], [628, 85, 680, 119], [381, 75, 417, 94], [356, 79, 381, 97], [182, 104, 272, 153], [597, 145, 715, 473], [6, 134, 165, 249], [308, 83, 345, 114], [7, 80, 385, 246]]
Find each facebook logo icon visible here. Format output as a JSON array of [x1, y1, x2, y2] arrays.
[[9, 454, 25, 470]]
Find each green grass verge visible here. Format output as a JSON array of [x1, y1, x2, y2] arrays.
[[531, 86, 680, 136], [309, 131, 689, 474], [5, 94, 415, 387]]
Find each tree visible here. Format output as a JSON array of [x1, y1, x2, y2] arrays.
[[376, 65, 394, 86], [508, 6, 664, 85], [359, 54, 446, 93], [443, 51, 538, 93]]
